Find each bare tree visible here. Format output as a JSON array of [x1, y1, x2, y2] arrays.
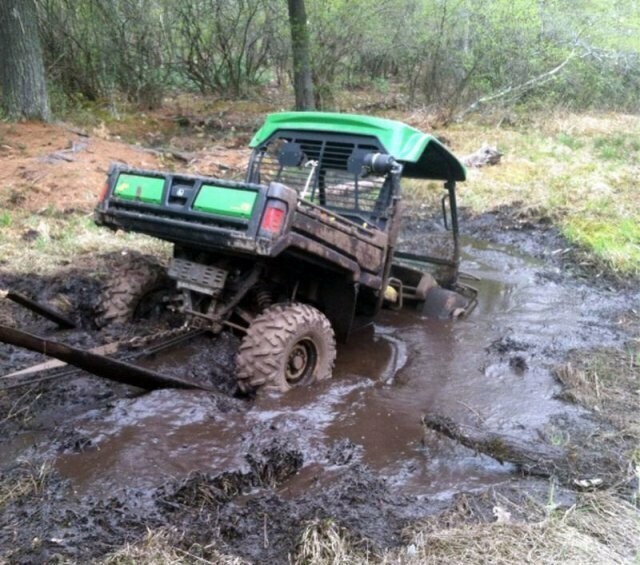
[[174, 0, 275, 98], [0, 0, 50, 120], [287, 0, 315, 110]]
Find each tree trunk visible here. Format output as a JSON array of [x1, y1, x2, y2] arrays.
[[0, 0, 50, 121], [287, 0, 315, 110]]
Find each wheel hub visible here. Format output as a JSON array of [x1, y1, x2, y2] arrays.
[[286, 339, 316, 384]]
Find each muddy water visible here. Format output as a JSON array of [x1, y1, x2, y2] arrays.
[[54, 237, 627, 499]]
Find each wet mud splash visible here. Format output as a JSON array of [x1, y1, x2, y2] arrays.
[[1, 235, 637, 562]]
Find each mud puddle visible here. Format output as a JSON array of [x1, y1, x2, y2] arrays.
[[53, 236, 630, 503]]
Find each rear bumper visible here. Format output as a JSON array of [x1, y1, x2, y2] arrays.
[[95, 207, 273, 256]]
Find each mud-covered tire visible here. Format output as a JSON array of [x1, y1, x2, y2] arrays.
[[95, 252, 169, 328], [236, 303, 336, 393]]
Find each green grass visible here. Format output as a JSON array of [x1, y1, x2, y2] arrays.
[[593, 134, 640, 161], [556, 132, 585, 150], [423, 112, 640, 277], [0, 211, 11, 227], [563, 218, 640, 275]]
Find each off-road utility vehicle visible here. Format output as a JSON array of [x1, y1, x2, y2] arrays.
[[94, 112, 473, 392]]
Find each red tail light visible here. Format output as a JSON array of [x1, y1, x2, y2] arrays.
[[98, 180, 110, 202], [260, 204, 286, 236]]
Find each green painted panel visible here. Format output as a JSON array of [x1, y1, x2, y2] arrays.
[[249, 111, 466, 181], [114, 174, 164, 204], [193, 185, 257, 219]]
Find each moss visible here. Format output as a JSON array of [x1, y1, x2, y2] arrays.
[[562, 217, 640, 275]]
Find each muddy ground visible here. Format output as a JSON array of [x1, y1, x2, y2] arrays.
[[1, 117, 639, 563], [0, 109, 640, 563]]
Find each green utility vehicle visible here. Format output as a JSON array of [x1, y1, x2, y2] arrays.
[[95, 112, 474, 392]]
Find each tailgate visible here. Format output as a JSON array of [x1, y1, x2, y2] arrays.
[[95, 167, 281, 253]]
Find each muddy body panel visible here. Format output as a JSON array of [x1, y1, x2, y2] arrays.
[[95, 166, 389, 291]]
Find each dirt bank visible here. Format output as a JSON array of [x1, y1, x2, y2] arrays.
[[0, 121, 249, 214]]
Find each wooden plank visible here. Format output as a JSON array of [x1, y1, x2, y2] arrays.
[[0, 325, 213, 392], [1, 342, 120, 379]]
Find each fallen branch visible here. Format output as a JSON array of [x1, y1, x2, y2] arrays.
[[62, 126, 90, 137], [138, 146, 195, 163], [1, 289, 75, 329], [422, 414, 567, 478], [423, 414, 631, 489], [455, 52, 576, 120], [40, 140, 89, 164]]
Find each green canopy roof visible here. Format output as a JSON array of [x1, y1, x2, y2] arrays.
[[249, 111, 466, 181]]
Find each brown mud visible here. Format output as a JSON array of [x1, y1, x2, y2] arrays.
[[1, 218, 639, 563], [0, 121, 249, 214]]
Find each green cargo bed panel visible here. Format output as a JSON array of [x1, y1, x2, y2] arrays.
[[114, 174, 164, 204], [193, 185, 257, 219]]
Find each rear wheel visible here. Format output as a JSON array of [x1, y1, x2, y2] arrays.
[[95, 252, 170, 328], [236, 303, 336, 393]]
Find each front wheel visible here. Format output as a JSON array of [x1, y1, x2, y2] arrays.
[[235, 303, 336, 393]]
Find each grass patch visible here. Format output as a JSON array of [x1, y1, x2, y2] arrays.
[[0, 211, 11, 227], [385, 492, 640, 564], [562, 217, 640, 276], [101, 529, 247, 565], [556, 132, 585, 151], [293, 518, 371, 563], [554, 344, 640, 429], [555, 344, 640, 505], [0, 461, 50, 508], [282, 492, 640, 564], [593, 134, 640, 161], [423, 111, 640, 277], [0, 210, 169, 275]]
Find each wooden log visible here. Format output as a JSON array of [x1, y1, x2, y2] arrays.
[[2, 290, 76, 329], [422, 414, 567, 478], [1, 342, 120, 379], [0, 325, 213, 392]]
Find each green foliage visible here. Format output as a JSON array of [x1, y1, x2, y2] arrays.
[[35, 0, 640, 114]]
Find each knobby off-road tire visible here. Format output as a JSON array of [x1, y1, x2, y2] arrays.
[[95, 252, 169, 328], [236, 303, 336, 393]]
